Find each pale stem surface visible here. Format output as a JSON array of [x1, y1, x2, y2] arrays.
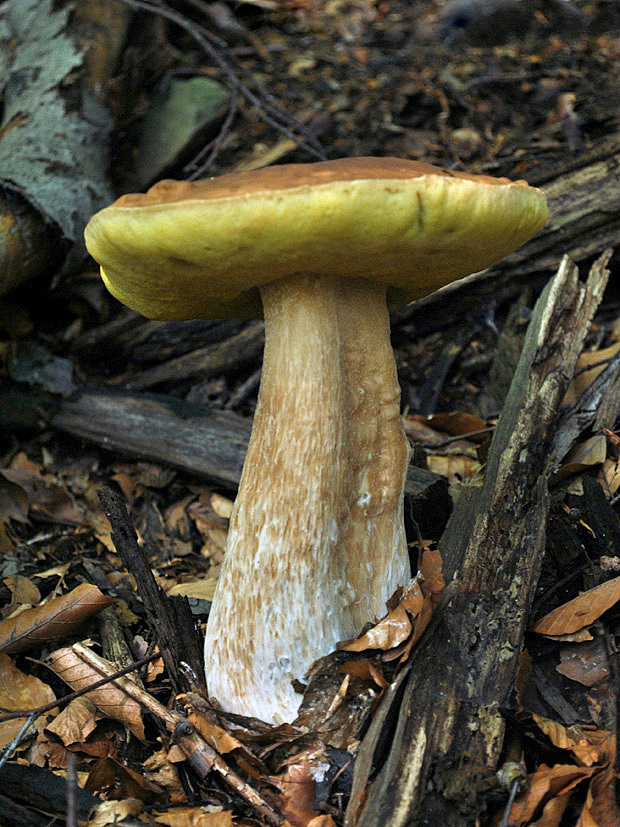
[[204, 274, 411, 723]]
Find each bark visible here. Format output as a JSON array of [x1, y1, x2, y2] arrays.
[[97, 485, 206, 695], [0, 0, 129, 297], [347, 251, 613, 827]]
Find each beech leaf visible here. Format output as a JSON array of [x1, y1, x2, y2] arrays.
[[0, 583, 114, 653], [531, 577, 620, 636]]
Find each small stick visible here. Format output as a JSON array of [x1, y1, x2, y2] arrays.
[[72, 643, 283, 825]]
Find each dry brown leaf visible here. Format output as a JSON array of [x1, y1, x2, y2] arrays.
[[188, 712, 245, 755], [342, 605, 412, 652], [338, 658, 387, 689], [1, 574, 41, 619], [271, 744, 327, 827], [167, 578, 217, 602], [599, 456, 620, 497], [2, 451, 83, 523], [530, 792, 571, 826], [554, 435, 608, 482], [0, 652, 57, 749], [531, 577, 620, 636], [45, 696, 98, 746], [88, 797, 144, 826], [143, 749, 186, 804], [86, 755, 164, 802], [508, 764, 596, 825], [426, 451, 481, 484], [0, 582, 114, 653], [423, 411, 488, 437], [563, 342, 620, 407], [533, 715, 613, 768], [153, 808, 235, 826], [556, 639, 610, 687], [47, 646, 145, 741], [0, 473, 29, 522], [579, 764, 620, 826]]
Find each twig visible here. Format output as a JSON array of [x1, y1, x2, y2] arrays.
[[72, 643, 283, 825], [498, 779, 520, 827], [0, 653, 159, 724], [0, 714, 36, 769], [116, 0, 325, 171]]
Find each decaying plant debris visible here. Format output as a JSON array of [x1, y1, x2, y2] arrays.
[[1, 1, 620, 825]]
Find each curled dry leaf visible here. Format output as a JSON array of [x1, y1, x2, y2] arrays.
[[533, 715, 614, 768], [0, 582, 114, 653], [553, 434, 607, 483], [167, 578, 217, 602], [556, 638, 610, 687], [47, 646, 145, 741], [341, 550, 444, 659], [531, 576, 620, 636], [342, 604, 412, 653], [338, 658, 388, 690], [2, 574, 41, 618], [0, 651, 57, 749], [270, 743, 330, 827], [508, 764, 597, 825]]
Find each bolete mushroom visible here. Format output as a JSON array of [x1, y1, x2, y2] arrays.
[[84, 157, 548, 724]]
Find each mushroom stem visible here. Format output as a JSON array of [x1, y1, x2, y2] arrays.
[[204, 273, 411, 723]]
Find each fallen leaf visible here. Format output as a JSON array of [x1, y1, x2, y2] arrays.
[[167, 579, 217, 601], [47, 646, 145, 741], [531, 577, 620, 636], [0, 582, 114, 653], [45, 696, 98, 746], [86, 755, 164, 802], [0, 652, 57, 749], [508, 764, 596, 825], [556, 639, 610, 687], [563, 342, 620, 407], [2, 574, 41, 617], [554, 435, 607, 482], [2, 451, 83, 523], [338, 658, 387, 689], [342, 605, 411, 652], [153, 808, 235, 826]]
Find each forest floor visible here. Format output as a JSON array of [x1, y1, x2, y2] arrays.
[[1, 1, 620, 825]]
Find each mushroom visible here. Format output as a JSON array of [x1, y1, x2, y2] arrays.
[[84, 157, 548, 724]]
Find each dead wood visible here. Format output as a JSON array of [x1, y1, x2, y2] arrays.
[[97, 485, 206, 695], [395, 132, 620, 335], [124, 320, 265, 390], [347, 252, 613, 827]]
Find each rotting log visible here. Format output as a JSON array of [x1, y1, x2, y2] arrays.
[[347, 252, 613, 827]]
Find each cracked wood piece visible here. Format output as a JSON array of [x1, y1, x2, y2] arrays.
[[348, 252, 611, 827]]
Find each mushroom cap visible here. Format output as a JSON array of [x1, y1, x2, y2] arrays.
[[84, 156, 548, 320]]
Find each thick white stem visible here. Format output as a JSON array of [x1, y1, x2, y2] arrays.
[[204, 274, 411, 723]]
